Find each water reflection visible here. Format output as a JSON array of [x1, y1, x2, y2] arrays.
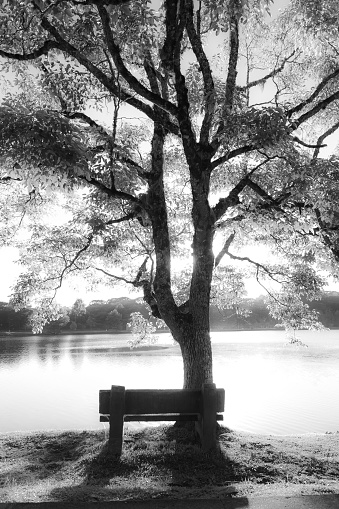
[[0, 333, 135, 367], [1, 330, 339, 434], [0, 336, 30, 366]]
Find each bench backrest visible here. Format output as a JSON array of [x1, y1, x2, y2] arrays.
[[99, 387, 225, 415]]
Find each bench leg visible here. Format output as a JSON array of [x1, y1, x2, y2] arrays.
[[197, 383, 218, 452], [108, 385, 125, 456]]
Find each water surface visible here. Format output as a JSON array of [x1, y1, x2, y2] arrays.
[[0, 330, 338, 435]]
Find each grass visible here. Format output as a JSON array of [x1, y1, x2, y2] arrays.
[[1, 425, 339, 502]]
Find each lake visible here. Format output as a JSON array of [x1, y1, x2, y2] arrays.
[[0, 330, 339, 435]]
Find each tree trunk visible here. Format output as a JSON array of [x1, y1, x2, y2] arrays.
[[147, 124, 215, 391], [177, 165, 215, 389], [179, 326, 213, 388]]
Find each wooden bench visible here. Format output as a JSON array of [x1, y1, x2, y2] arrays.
[[99, 383, 225, 455]]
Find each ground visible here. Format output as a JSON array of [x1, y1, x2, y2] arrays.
[[1, 425, 339, 502]]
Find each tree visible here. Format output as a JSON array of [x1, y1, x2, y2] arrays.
[[85, 315, 96, 330], [71, 298, 86, 317], [0, 0, 338, 389], [0, 301, 30, 331], [69, 297, 87, 327], [69, 320, 77, 330], [105, 308, 123, 329]]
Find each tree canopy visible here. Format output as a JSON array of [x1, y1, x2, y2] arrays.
[[0, 0, 338, 388]]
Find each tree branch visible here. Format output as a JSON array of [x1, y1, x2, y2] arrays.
[[71, 0, 131, 5], [287, 67, 339, 118], [212, 0, 240, 147], [290, 89, 339, 131], [223, 244, 288, 286], [62, 111, 111, 137], [238, 50, 297, 92], [196, 0, 202, 36], [246, 179, 284, 211], [77, 174, 141, 204], [314, 209, 339, 262], [185, 0, 215, 146], [291, 136, 327, 149], [0, 40, 59, 60], [223, 0, 239, 116], [147, 121, 182, 324], [96, 257, 162, 318], [166, 0, 199, 164], [104, 212, 138, 225], [212, 178, 245, 223], [50, 232, 94, 294], [212, 0, 239, 150], [144, 53, 161, 96], [215, 232, 235, 268], [312, 120, 339, 160], [94, 266, 136, 285], [212, 157, 277, 222], [143, 52, 177, 137], [37, 16, 172, 128], [160, 0, 182, 72], [211, 144, 257, 170], [0, 175, 22, 182], [96, 3, 179, 117]]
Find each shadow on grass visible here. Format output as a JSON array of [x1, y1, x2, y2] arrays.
[[0, 431, 91, 484], [46, 425, 249, 505], [0, 431, 115, 502]]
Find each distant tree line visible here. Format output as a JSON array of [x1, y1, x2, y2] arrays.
[[40, 297, 151, 334], [0, 297, 152, 333], [0, 293, 339, 334], [211, 292, 339, 330]]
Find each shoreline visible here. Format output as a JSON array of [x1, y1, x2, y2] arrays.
[[1, 426, 339, 438], [1, 327, 339, 337]]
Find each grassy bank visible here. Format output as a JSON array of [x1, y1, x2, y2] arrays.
[[1, 425, 339, 502]]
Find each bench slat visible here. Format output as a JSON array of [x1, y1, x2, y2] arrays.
[[99, 388, 225, 415], [100, 413, 224, 422], [125, 413, 199, 421]]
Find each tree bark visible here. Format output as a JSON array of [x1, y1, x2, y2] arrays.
[[177, 164, 215, 389], [179, 325, 213, 389]]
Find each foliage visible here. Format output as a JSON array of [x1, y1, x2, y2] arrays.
[[266, 294, 325, 332], [28, 302, 69, 334], [284, 329, 309, 348], [105, 308, 123, 329], [127, 311, 158, 349], [0, 301, 30, 331], [0, 105, 90, 187], [70, 298, 86, 319]]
